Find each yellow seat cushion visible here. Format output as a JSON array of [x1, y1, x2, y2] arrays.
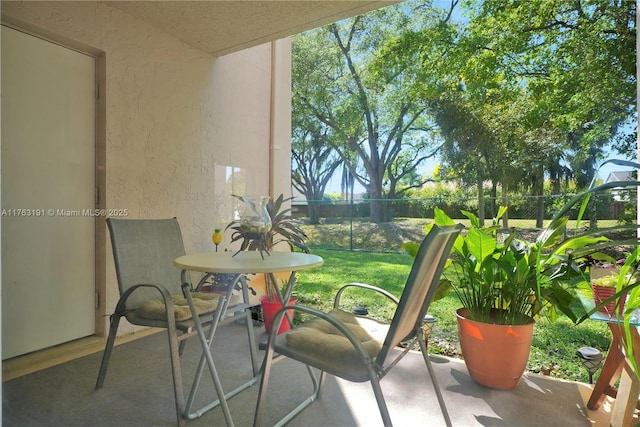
[[136, 292, 221, 321]]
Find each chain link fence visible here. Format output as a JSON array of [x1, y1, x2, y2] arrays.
[[292, 191, 637, 252]]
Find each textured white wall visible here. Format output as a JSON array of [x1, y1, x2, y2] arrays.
[[2, 1, 290, 336]]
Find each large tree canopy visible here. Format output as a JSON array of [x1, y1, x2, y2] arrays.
[[382, 0, 635, 224], [292, 0, 636, 224], [463, 0, 636, 223], [462, 0, 636, 168], [292, 4, 450, 222]]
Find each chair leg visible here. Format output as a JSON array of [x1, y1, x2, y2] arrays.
[[166, 324, 187, 427], [95, 312, 185, 426], [239, 275, 260, 376], [253, 343, 276, 427], [243, 307, 259, 376], [310, 366, 326, 399], [95, 313, 121, 389], [254, 355, 327, 427], [418, 338, 452, 427], [368, 366, 393, 427]]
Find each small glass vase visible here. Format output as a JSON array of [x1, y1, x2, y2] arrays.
[[239, 195, 271, 239]]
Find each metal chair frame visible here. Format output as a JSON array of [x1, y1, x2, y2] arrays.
[[95, 218, 258, 426], [253, 224, 462, 427]]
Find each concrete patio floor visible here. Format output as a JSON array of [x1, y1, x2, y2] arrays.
[[2, 321, 635, 426]]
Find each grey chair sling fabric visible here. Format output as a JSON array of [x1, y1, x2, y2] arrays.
[[253, 224, 462, 427], [96, 218, 254, 426]]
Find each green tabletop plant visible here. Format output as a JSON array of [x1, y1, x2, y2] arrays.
[[591, 273, 620, 288], [225, 193, 309, 302], [226, 194, 309, 257], [590, 257, 640, 315]]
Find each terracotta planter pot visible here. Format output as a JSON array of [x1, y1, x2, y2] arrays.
[[591, 284, 625, 315], [456, 308, 534, 390], [261, 295, 296, 335]]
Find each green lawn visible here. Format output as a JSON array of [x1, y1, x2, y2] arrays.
[[300, 218, 622, 253], [294, 248, 612, 384]]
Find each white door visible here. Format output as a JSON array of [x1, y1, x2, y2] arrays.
[[1, 26, 96, 359]]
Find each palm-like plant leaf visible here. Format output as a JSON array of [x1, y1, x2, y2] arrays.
[[225, 193, 310, 297]]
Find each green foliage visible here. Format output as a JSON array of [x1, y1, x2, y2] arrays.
[[373, 0, 635, 223], [460, 0, 635, 151], [226, 194, 309, 300], [404, 184, 481, 218], [618, 198, 638, 225], [292, 4, 456, 221], [426, 205, 615, 325], [226, 194, 309, 254], [591, 274, 620, 288]]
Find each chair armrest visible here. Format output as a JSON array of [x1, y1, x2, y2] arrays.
[[115, 283, 178, 324], [267, 304, 377, 365], [333, 282, 399, 310]]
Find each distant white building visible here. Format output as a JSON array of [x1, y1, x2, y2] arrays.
[[605, 171, 635, 201], [606, 171, 634, 183]]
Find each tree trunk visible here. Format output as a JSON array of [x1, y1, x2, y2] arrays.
[[367, 184, 385, 223], [477, 178, 485, 227], [589, 198, 598, 230], [535, 168, 545, 228], [490, 182, 498, 219], [536, 195, 545, 228], [308, 201, 320, 225], [502, 180, 509, 228], [369, 199, 385, 223]]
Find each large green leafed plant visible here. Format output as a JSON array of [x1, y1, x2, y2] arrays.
[[418, 206, 609, 325], [404, 157, 640, 329]]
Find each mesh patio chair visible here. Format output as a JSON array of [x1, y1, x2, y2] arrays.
[[253, 224, 462, 427], [96, 218, 257, 426]]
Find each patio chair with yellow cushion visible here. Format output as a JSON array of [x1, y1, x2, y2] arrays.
[[95, 218, 256, 426], [253, 224, 462, 427]]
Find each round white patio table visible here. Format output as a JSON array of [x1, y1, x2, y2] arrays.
[[173, 250, 323, 425], [174, 250, 323, 304]]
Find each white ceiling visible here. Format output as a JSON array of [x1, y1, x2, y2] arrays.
[[103, 1, 398, 57]]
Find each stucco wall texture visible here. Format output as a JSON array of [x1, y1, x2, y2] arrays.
[[2, 1, 292, 336]]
